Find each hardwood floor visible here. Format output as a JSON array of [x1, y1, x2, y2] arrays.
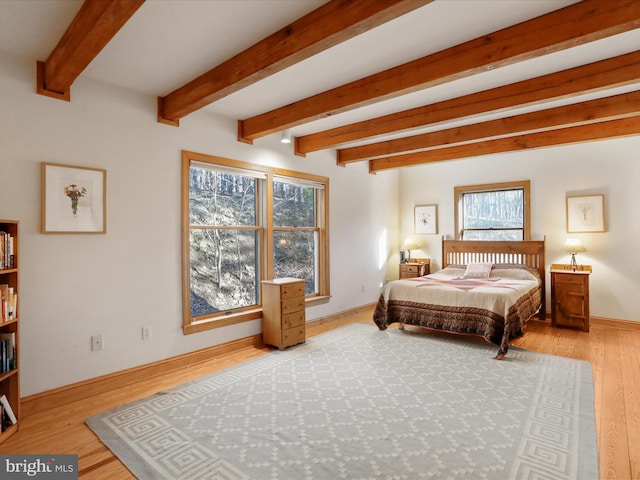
[[513, 319, 640, 480], [1, 312, 638, 479]]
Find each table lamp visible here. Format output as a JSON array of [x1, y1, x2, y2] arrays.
[[401, 238, 420, 263], [564, 238, 586, 271]]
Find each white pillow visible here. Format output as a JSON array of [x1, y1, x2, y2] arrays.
[[462, 262, 493, 279]]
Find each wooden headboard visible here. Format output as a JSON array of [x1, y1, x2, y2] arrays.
[[442, 239, 546, 319]]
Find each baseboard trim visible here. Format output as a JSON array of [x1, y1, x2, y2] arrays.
[[541, 313, 640, 331], [590, 315, 640, 331], [21, 303, 378, 418], [21, 334, 263, 419], [307, 302, 376, 329]]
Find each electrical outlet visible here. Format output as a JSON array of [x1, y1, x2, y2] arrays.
[[91, 334, 103, 352], [142, 326, 151, 341]]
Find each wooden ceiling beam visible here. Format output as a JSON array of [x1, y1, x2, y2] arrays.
[[299, 50, 640, 155], [239, 0, 640, 144], [36, 0, 145, 101], [368, 116, 640, 173], [158, 0, 432, 127], [338, 90, 640, 164]]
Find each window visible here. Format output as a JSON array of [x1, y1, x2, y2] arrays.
[[454, 180, 530, 241], [182, 151, 329, 334], [188, 164, 262, 319], [272, 176, 325, 295]]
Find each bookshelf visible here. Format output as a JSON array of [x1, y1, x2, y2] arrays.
[[0, 220, 19, 443]]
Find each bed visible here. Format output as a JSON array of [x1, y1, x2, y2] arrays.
[[373, 239, 545, 358]]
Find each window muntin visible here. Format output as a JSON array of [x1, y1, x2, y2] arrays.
[[455, 180, 530, 241], [182, 151, 329, 332]]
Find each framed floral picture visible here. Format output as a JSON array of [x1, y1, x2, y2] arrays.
[[41, 163, 106, 233], [415, 204, 438, 234], [566, 194, 605, 233]]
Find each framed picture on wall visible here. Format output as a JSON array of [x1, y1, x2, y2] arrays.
[[41, 163, 107, 233], [415, 204, 438, 234], [566, 194, 605, 233]]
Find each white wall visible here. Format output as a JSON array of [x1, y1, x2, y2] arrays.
[[398, 140, 640, 322], [0, 53, 399, 396], [4, 47, 637, 398]]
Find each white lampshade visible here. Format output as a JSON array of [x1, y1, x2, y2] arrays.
[[564, 238, 586, 253], [402, 238, 419, 251]]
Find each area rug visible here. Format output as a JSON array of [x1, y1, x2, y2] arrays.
[[87, 323, 598, 479]]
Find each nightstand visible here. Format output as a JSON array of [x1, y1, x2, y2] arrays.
[[550, 264, 591, 332], [399, 258, 430, 279]]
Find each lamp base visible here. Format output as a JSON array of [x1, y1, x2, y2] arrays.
[[566, 253, 582, 271]]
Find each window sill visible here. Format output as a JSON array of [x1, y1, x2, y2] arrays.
[[306, 295, 330, 307], [183, 308, 262, 335], [183, 295, 329, 335]]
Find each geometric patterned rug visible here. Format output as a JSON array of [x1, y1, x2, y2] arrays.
[[86, 323, 598, 479]]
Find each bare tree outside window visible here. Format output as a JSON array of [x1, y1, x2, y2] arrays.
[[182, 152, 329, 331], [455, 181, 530, 241], [273, 181, 318, 295], [189, 167, 259, 317]]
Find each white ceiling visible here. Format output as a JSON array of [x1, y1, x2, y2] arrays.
[[1, 0, 639, 147]]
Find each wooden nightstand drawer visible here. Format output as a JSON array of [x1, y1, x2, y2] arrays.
[[282, 296, 305, 314], [401, 264, 420, 274], [281, 282, 305, 299], [282, 310, 305, 329], [554, 273, 586, 285], [282, 326, 305, 345], [399, 261, 429, 279]]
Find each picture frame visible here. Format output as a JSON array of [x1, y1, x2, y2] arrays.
[[41, 162, 106, 234], [415, 204, 438, 234], [566, 194, 604, 233]]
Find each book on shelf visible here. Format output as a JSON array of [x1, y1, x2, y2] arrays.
[[1, 405, 9, 432], [0, 284, 17, 322], [0, 394, 16, 425], [0, 332, 15, 372], [0, 231, 14, 270]]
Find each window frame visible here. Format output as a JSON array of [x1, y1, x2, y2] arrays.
[[270, 174, 324, 295], [454, 180, 531, 241], [181, 151, 330, 335]]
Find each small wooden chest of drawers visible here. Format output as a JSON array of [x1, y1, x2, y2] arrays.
[[261, 278, 306, 350], [550, 264, 591, 332], [399, 259, 430, 279]]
